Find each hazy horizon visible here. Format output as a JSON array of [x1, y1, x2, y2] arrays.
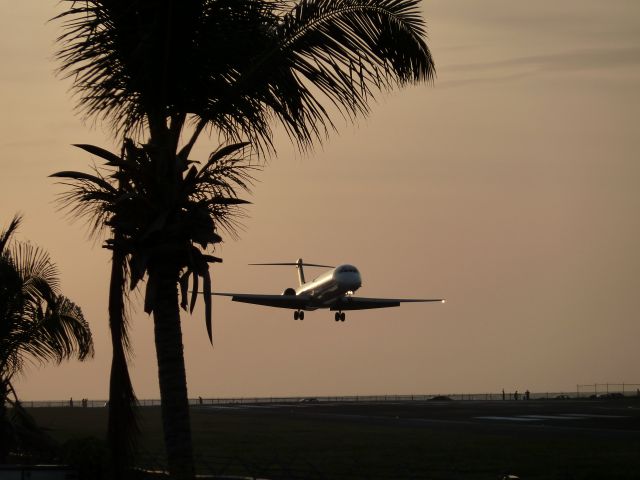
[[2, 1, 639, 401]]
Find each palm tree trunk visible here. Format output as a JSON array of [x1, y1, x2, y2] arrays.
[[107, 243, 138, 478], [0, 379, 10, 462], [149, 261, 194, 479]]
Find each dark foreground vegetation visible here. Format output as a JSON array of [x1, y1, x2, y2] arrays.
[[19, 398, 640, 479]]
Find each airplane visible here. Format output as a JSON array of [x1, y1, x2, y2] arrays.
[[212, 259, 445, 321]]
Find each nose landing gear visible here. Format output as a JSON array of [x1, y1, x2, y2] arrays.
[[334, 312, 346, 322], [294, 310, 304, 320]]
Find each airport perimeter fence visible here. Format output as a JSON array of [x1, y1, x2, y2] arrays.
[[576, 383, 640, 398], [15, 385, 640, 408]]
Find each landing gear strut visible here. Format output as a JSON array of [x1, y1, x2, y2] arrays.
[[334, 312, 346, 322], [294, 310, 304, 320]]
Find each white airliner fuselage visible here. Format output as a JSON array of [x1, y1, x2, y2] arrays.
[[295, 264, 362, 309], [213, 258, 444, 322]]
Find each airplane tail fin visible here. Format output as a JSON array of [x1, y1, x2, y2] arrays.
[[249, 259, 334, 287], [296, 258, 305, 286]]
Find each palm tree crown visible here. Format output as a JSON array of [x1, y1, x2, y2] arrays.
[[0, 215, 94, 461], [56, 0, 434, 152], [0, 215, 94, 380], [53, 140, 256, 342]]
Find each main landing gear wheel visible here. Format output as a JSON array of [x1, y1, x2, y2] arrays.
[[294, 310, 304, 320], [335, 312, 346, 322]]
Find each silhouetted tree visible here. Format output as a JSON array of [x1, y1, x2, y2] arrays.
[[0, 215, 94, 462], [54, 1, 434, 477], [52, 141, 255, 478], [54, 143, 140, 479]]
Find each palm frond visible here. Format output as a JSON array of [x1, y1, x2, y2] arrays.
[[199, 142, 252, 175], [0, 219, 93, 389], [73, 143, 122, 165], [51, 166, 121, 241], [11, 242, 59, 304], [46, 296, 95, 361], [16, 296, 94, 367], [230, 0, 435, 150], [50, 170, 117, 194], [54, 2, 147, 135], [192, 0, 435, 152], [0, 214, 22, 254]]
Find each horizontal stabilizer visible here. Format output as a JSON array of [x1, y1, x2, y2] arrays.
[[249, 262, 334, 268]]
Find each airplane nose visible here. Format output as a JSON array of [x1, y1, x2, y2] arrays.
[[338, 272, 361, 291]]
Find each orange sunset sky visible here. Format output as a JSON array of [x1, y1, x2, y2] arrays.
[[2, 1, 639, 400]]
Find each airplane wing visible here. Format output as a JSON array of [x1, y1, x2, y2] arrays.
[[213, 293, 311, 310], [329, 296, 445, 311]]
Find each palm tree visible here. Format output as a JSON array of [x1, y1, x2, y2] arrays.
[[52, 140, 256, 478], [0, 215, 94, 462], [54, 1, 435, 477]]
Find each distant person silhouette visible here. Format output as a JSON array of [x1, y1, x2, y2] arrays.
[[502, 389, 505, 401], [525, 390, 530, 401], [69, 397, 74, 408], [514, 390, 519, 401]]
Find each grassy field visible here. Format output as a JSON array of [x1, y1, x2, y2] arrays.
[[27, 400, 640, 479]]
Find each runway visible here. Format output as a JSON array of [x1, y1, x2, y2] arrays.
[[26, 396, 640, 478], [195, 397, 640, 438]]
